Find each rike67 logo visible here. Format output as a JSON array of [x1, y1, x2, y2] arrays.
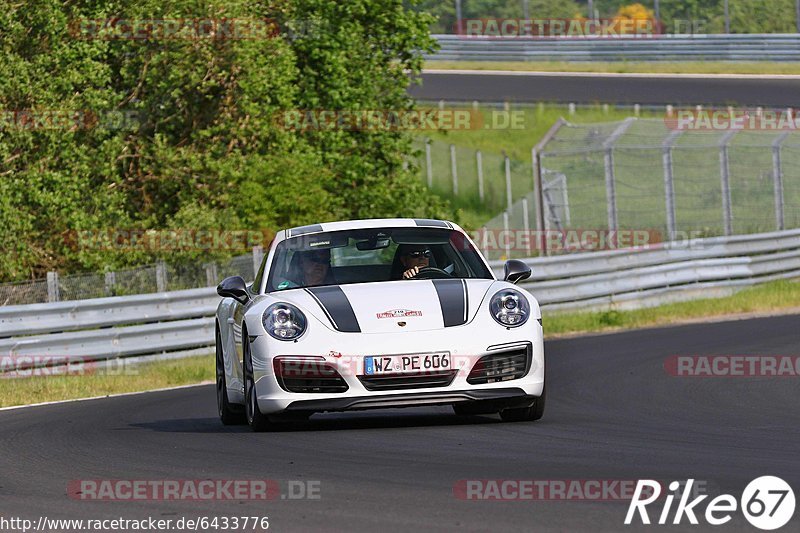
[[625, 477, 795, 530]]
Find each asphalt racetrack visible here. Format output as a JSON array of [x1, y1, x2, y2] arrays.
[[1, 314, 798, 532], [411, 70, 800, 107]]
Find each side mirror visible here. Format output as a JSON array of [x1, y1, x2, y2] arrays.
[[503, 259, 531, 285], [217, 276, 250, 304]]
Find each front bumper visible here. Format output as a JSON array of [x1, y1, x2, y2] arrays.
[[248, 320, 545, 415], [283, 387, 536, 413]]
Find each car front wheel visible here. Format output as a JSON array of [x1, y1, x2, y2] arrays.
[[243, 334, 273, 432], [499, 385, 546, 422], [216, 327, 245, 425]]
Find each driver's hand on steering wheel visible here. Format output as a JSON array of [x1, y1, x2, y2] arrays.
[[403, 266, 421, 279]]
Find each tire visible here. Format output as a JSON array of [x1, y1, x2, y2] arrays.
[[216, 327, 245, 425], [243, 333, 274, 432], [499, 385, 546, 422]]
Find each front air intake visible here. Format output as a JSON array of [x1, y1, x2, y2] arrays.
[[467, 344, 531, 385], [274, 357, 349, 393]]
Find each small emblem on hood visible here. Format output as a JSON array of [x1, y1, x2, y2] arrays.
[[397, 321, 407, 327], [376, 309, 423, 319]]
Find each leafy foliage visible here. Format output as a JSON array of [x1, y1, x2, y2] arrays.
[[0, 0, 448, 281]]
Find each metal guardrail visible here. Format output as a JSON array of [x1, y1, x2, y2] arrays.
[[0, 287, 218, 337], [2, 229, 799, 372], [430, 34, 800, 61]]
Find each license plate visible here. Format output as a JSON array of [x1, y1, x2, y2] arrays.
[[364, 353, 450, 375]]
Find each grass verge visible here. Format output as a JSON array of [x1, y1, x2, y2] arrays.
[[426, 60, 800, 75], [2, 280, 799, 409], [546, 279, 800, 337], [0, 354, 213, 409]]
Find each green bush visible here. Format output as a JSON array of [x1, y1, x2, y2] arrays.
[[0, 0, 450, 281]]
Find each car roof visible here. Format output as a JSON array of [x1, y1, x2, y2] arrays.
[[282, 218, 463, 240]]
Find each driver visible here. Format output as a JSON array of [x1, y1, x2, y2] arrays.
[[398, 245, 432, 279], [277, 248, 335, 289]]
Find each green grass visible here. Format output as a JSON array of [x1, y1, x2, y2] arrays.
[[426, 60, 800, 75], [546, 279, 800, 337], [0, 354, 213, 408], [415, 103, 661, 228]]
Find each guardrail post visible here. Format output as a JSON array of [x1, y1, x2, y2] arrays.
[[425, 139, 433, 188], [104, 271, 116, 296], [252, 246, 264, 278], [603, 118, 636, 232], [504, 154, 513, 215], [205, 263, 219, 287], [476, 150, 484, 202], [46, 271, 60, 302], [662, 130, 683, 241], [772, 131, 790, 231], [449, 144, 458, 195], [719, 130, 737, 236], [156, 262, 167, 292]]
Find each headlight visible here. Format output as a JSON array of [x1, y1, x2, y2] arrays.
[[263, 303, 307, 341], [489, 289, 530, 327]]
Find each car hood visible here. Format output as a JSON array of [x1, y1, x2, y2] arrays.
[[275, 279, 497, 333]]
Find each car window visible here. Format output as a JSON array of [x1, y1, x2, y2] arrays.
[[265, 227, 492, 292]]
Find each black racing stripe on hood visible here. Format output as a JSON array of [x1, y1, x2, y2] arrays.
[[305, 286, 361, 333], [432, 279, 468, 327], [290, 224, 323, 237]]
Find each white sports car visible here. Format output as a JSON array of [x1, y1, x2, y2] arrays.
[[215, 218, 545, 431]]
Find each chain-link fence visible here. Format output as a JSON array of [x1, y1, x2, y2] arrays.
[[0, 251, 261, 306], [419, 117, 800, 260]]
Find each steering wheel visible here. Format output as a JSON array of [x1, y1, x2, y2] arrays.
[[409, 266, 452, 280]]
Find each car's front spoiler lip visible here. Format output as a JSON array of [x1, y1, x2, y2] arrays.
[[284, 387, 534, 413]]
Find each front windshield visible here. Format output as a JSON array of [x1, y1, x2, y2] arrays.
[[266, 227, 492, 292]]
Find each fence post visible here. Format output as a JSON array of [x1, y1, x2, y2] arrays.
[[772, 131, 790, 231], [662, 130, 682, 241], [531, 147, 544, 239], [205, 263, 219, 287], [603, 118, 636, 232], [450, 144, 458, 195], [718, 130, 737, 236], [156, 261, 167, 292], [532, 118, 568, 257], [476, 150, 484, 202], [425, 139, 433, 188], [104, 271, 116, 296], [502, 211, 511, 259], [504, 154, 513, 215], [521, 197, 532, 256], [46, 271, 60, 303], [252, 246, 264, 279]]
